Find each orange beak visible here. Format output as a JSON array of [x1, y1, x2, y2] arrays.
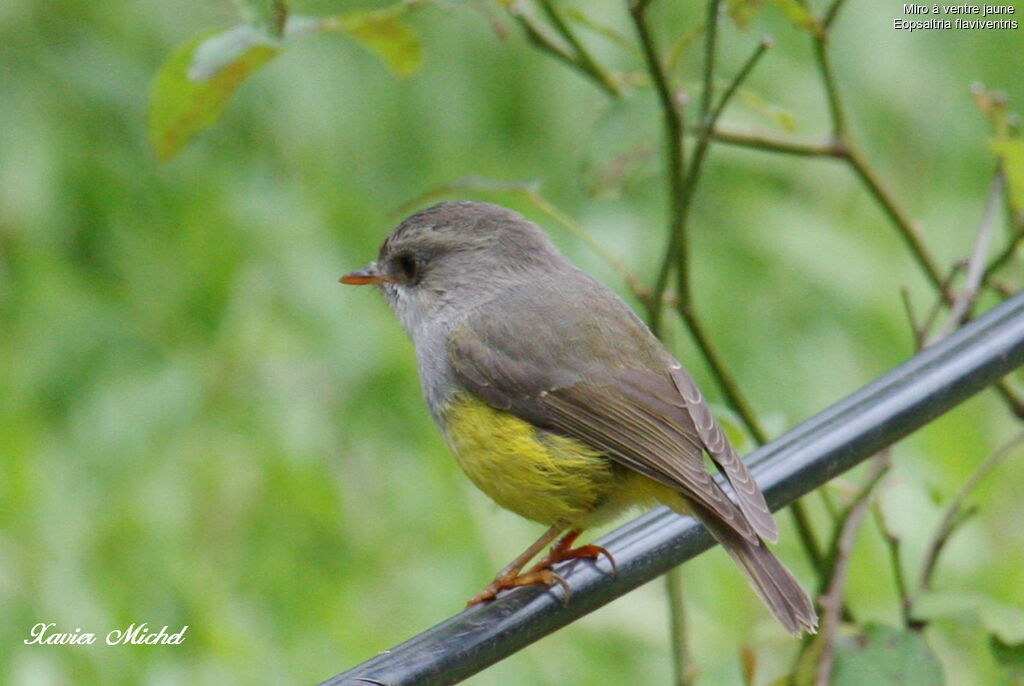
[[340, 265, 386, 285]]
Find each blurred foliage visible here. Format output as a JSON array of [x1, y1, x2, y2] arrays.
[[1, 0, 1023, 685]]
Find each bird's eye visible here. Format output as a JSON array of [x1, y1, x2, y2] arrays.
[[396, 253, 418, 281]]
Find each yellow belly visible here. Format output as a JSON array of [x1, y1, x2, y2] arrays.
[[441, 393, 629, 527]]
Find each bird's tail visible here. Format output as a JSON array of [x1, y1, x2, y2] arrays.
[[691, 506, 819, 635]]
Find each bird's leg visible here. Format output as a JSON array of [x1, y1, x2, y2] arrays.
[[466, 525, 568, 606], [524, 529, 618, 579]]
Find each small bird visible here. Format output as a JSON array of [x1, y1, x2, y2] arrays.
[[341, 201, 817, 634]]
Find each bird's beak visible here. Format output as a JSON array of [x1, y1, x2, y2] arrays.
[[340, 264, 386, 286]]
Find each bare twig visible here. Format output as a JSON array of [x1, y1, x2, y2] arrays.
[[994, 381, 1024, 419], [871, 501, 917, 629], [739, 645, 757, 686], [843, 144, 954, 304], [629, 2, 686, 335], [665, 567, 697, 686], [812, 38, 846, 139], [789, 493, 827, 576], [823, 0, 851, 28], [985, 223, 1024, 278], [913, 262, 968, 345], [664, 39, 772, 314], [536, 0, 622, 97], [505, 1, 622, 98], [900, 286, 926, 350], [815, 453, 892, 686], [928, 172, 1005, 343], [698, 125, 845, 157], [699, 0, 720, 122], [918, 430, 1024, 592]]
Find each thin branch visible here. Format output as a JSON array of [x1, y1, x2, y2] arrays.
[[665, 568, 697, 686], [871, 502, 917, 630], [843, 143, 954, 304], [812, 38, 846, 138], [505, 2, 622, 98], [808, 18, 956, 306], [699, 0, 720, 122], [668, 40, 836, 570], [823, 0, 851, 28], [918, 430, 1024, 592], [698, 126, 845, 158], [985, 227, 1024, 279], [815, 453, 892, 686], [819, 452, 892, 588], [653, 34, 831, 572], [789, 494, 827, 575], [900, 286, 926, 350], [667, 39, 771, 308], [928, 171, 1004, 343], [739, 645, 757, 686], [675, 305, 769, 443], [629, 0, 658, 14], [629, 3, 686, 335], [708, 40, 772, 132], [994, 380, 1024, 419], [915, 262, 968, 345], [536, 0, 623, 97]]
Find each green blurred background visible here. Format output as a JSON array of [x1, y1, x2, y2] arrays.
[[2, 1, 1023, 684]]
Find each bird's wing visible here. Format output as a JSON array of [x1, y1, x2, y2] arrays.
[[448, 315, 773, 544], [668, 365, 777, 542]]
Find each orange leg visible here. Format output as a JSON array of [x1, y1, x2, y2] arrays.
[[523, 529, 617, 579], [467, 525, 566, 606], [467, 527, 617, 606]]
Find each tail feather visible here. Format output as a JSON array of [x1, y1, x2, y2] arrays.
[[694, 508, 819, 635]]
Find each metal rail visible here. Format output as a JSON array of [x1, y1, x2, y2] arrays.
[[321, 291, 1024, 686]]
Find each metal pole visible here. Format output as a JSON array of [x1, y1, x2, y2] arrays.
[[321, 291, 1024, 686]]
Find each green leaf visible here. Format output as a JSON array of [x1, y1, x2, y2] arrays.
[[725, 0, 766, 28], [770, 0, 824, 35], [739, 89, 798, 132], [148, 16, 324, 162], [149, 30, 277, 162], [914, 590, 1024, 644], [992, 138, 1024, 214], [831, 624, 944, 686], [338, 6, 422, 78], [991, 634, 1024, 673]]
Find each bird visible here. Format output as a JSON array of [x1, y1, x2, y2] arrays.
[[340, 200, 817, 634]]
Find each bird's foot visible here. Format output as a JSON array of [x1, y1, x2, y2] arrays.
[[530, 541, 618, 577], [465, 529, 617, 607], [466, 568, 570, 606], [527, 528, 617, 576]]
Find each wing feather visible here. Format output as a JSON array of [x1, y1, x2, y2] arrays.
[[669, 365, 778, 542], [448, 325, 765, 543]]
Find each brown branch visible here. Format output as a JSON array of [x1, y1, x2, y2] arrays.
[[629, 1, 686, 335], [927, 171, 1004, 343], [698, 125, 845, 157], [918, 431, 1024, 592], [871, 502, 917, 630], [505, 1, 622, 98], [536, 0, 623, 97], [665, 568, 697, 686], [815, 453, 892, 686]]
